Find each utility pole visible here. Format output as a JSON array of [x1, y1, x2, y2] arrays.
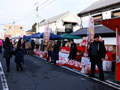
[[35, 2, 39, 33]]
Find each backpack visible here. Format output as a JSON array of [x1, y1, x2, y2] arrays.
[[15, 50, 24, 60]]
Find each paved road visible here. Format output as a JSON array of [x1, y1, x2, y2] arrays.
[[0, 79, 2, 90], [0, 54, 116, 90]]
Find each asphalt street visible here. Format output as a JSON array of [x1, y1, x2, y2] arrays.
[[0, 53, 117, 90]]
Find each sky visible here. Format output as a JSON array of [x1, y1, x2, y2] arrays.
[[0, 0, 99, 33]]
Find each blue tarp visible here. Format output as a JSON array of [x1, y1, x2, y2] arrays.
[[28, 33, 61, 40], [27, 33, 41, 38], [41, 33, 62, 40]]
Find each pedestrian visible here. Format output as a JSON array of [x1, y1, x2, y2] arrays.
[[68, 39, 77, 60], [40, 40, 44, 51], [88, 35, 107, 81], [52, 40, 60, 65], [17, 37, 22, 48], [14, 46, 25, 71], [21, 40, 26, 67], [22, 40, 25, 50], [31, 40, 35, 52], [3, 37, 13, 72], [0, 38, 3, 53], [25, 39, 32, 54], [46, 40, 53, 63]]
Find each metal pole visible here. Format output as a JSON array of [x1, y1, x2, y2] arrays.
[[35, 2, 39, 33]]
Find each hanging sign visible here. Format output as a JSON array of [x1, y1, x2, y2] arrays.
[[43, 27, 50, 46]]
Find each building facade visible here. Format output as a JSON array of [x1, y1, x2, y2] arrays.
[[75, 0, 120, 46], [4, 25, 24, 37], [25, 29, 35, 36], [77, 0, 120, 28], [37, 11, 80, 35]]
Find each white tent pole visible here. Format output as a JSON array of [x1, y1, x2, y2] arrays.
[[116, 27, 118, 62]]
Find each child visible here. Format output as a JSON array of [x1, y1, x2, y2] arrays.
[[14, 46, 25, 71]]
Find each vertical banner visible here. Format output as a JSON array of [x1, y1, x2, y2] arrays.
[[87, 15, 94, 49], [117, 34, 120, 58], [43, 27, 50, 46]]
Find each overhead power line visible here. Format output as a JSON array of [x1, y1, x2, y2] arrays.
[[0, 0, 55, 26], [15, 0, 50, 23]]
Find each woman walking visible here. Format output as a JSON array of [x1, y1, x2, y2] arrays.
[[3, 37, 13, 72]]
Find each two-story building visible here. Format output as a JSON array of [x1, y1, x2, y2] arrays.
[[37, 11, 80, 35], [72, 0, 120, 52], [4, 25, 24, 38], [25, 29, 35, 36]]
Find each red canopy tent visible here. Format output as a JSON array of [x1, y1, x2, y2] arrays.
[[98, 17, 120, 33], [97, 17, 120, 82]]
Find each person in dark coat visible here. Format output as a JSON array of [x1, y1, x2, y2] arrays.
[[52, 41, 60, 64], [22, 40, 25, 50], [68, 39, 77, 60], [40, 40, 44, 51], [17, 37, 22, 48], [21, 40, 26, 67], [14, 46, 25, 71], [3, 37, 13, 72], [31, 40, 35, 51], [88, 35, 107, 81]]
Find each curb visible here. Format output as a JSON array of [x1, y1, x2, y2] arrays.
[[32, 54, 120, 90]]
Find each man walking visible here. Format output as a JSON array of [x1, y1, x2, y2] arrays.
[[88, 35, 106, 81]]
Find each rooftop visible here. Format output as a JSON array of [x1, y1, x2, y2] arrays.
[[78, 0, 120, 17], [71, 25, 116, 37], [39, 11, 69, 26]]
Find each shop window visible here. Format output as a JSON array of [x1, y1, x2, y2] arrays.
[[112, 10, 120, 18], [20, 27, 22, 29], [15, 27, 17, 29], [93, 14, 102, 25], [9, 27, 12, 29], [17, 27, 22, 29]]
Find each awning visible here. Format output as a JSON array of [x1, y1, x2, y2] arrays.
[[97, 17, 120, 34], [29, 33, 62, 40], [27, 33, 41, 38], [59, 33, 82, 39], [71, 26, 115, 37]]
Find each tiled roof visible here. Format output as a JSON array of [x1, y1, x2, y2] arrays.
[[71, 25, 115, 36], [78, 0, 120, 16], [39, 11, 69, 26]]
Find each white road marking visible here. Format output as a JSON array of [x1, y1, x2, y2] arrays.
[[0, 62, 9, 90]]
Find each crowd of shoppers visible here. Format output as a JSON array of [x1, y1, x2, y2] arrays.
[[2, 37, 35, 72], [1, 35, 107, 81]]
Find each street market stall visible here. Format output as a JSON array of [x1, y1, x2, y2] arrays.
[[97, 17, 120, 82], [59, 33, 82, 39]]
